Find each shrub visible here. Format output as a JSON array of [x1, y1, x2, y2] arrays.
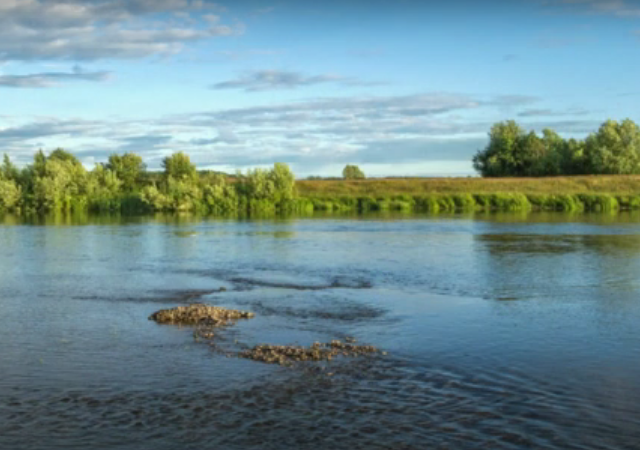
[[577, 194, 619, 212]]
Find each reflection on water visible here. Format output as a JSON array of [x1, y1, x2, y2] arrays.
[[1, 212, 640, 449]]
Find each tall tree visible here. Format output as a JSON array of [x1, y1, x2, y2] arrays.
[[269, 162, 296, 203]]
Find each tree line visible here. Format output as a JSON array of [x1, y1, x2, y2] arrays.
[[0, 148, 371, 214], [0, 150, 299, 214], [473, 119, 640, 177]]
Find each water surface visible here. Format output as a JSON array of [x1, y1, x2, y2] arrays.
[[1, 212, 639, 449]]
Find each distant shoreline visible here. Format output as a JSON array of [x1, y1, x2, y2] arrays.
[[290, 176, 640, 213]]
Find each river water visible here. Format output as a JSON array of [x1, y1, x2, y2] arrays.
[[1, 212, 639, 449]]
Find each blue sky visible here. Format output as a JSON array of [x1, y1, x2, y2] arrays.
[[1, 0, 639, 176]]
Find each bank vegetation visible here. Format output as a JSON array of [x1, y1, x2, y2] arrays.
[[3, 119, 640, 215]]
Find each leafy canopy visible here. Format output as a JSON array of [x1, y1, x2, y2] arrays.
[[473, 119, 640, 177]]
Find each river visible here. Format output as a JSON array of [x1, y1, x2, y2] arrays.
[[1, 212, 639, 449]]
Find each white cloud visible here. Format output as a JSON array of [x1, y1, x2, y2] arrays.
[[0, 65, 111, 88], [0, 0, 241, 61], [211, 70, 382, 92]]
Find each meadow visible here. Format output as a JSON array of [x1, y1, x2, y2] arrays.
[[294, 176, 640, 213]]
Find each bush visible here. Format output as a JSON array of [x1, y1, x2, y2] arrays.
[[527, 194, 583, 212], [577, 194, 619, 212], [474, 193, 531, 211]]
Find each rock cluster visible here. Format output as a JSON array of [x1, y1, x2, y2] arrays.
[[150, 305, 387, 368], [149, 304, 254, 326], [239, 339, 380, 366]]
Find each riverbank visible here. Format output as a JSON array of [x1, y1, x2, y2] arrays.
[[297, 175, 640, 196], [4, 171, 640, 215], [294, 176, 640, 212]]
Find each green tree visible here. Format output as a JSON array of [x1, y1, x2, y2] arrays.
[[202, 173, 238, 213], [240, 168, 275, 200], [538, 129, 566, 176], [33, 150, 47, 178], [49, 148, 81, 165], [559, 138, 586, 175], [342, 164, 366, 179], [164, 177, 201, 212], [1, 154, 20, 182], [33, 157, 88, 212], [106, 153, 146, 191], [86, 164, 123, 211], [139, 185, 168, 211], [516, 131, 546, 176], [0, 178, 21, 210], [473, 121, 525, 177], [269, 162, 296, 203], [583, 119, 640, 175], [162, 152, 197, 181]]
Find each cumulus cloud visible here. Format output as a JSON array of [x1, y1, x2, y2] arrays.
[[0, 0, 241, 61], [211, 70, 380, 92], [0, 65, 111, 88]]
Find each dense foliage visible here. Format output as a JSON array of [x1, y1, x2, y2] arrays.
[[473, 119, 640, 177], [0, 150, 298, 215]]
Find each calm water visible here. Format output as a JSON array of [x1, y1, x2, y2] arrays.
[[1, 212, 640, 449]]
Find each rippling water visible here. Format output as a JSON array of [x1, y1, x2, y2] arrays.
[[1, 212, 639, 449]]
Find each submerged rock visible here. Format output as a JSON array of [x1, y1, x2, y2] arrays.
[[149, 303, 254, 326], [149, 307, 385, 368], [238, 339, 382, 366]]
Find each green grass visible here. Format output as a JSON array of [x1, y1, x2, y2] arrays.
[[294, 176, 640, 213], [296, 175, 640, 196]]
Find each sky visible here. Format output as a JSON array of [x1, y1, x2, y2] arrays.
[[1, 0, 639, 177]]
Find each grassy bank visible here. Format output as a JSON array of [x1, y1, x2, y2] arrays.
[[294, 176, 640, 213], [297, 175, 640, 196]]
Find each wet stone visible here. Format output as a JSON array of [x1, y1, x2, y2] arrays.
[[148, 304, 254, 326], [238, 339, 382, 367]]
